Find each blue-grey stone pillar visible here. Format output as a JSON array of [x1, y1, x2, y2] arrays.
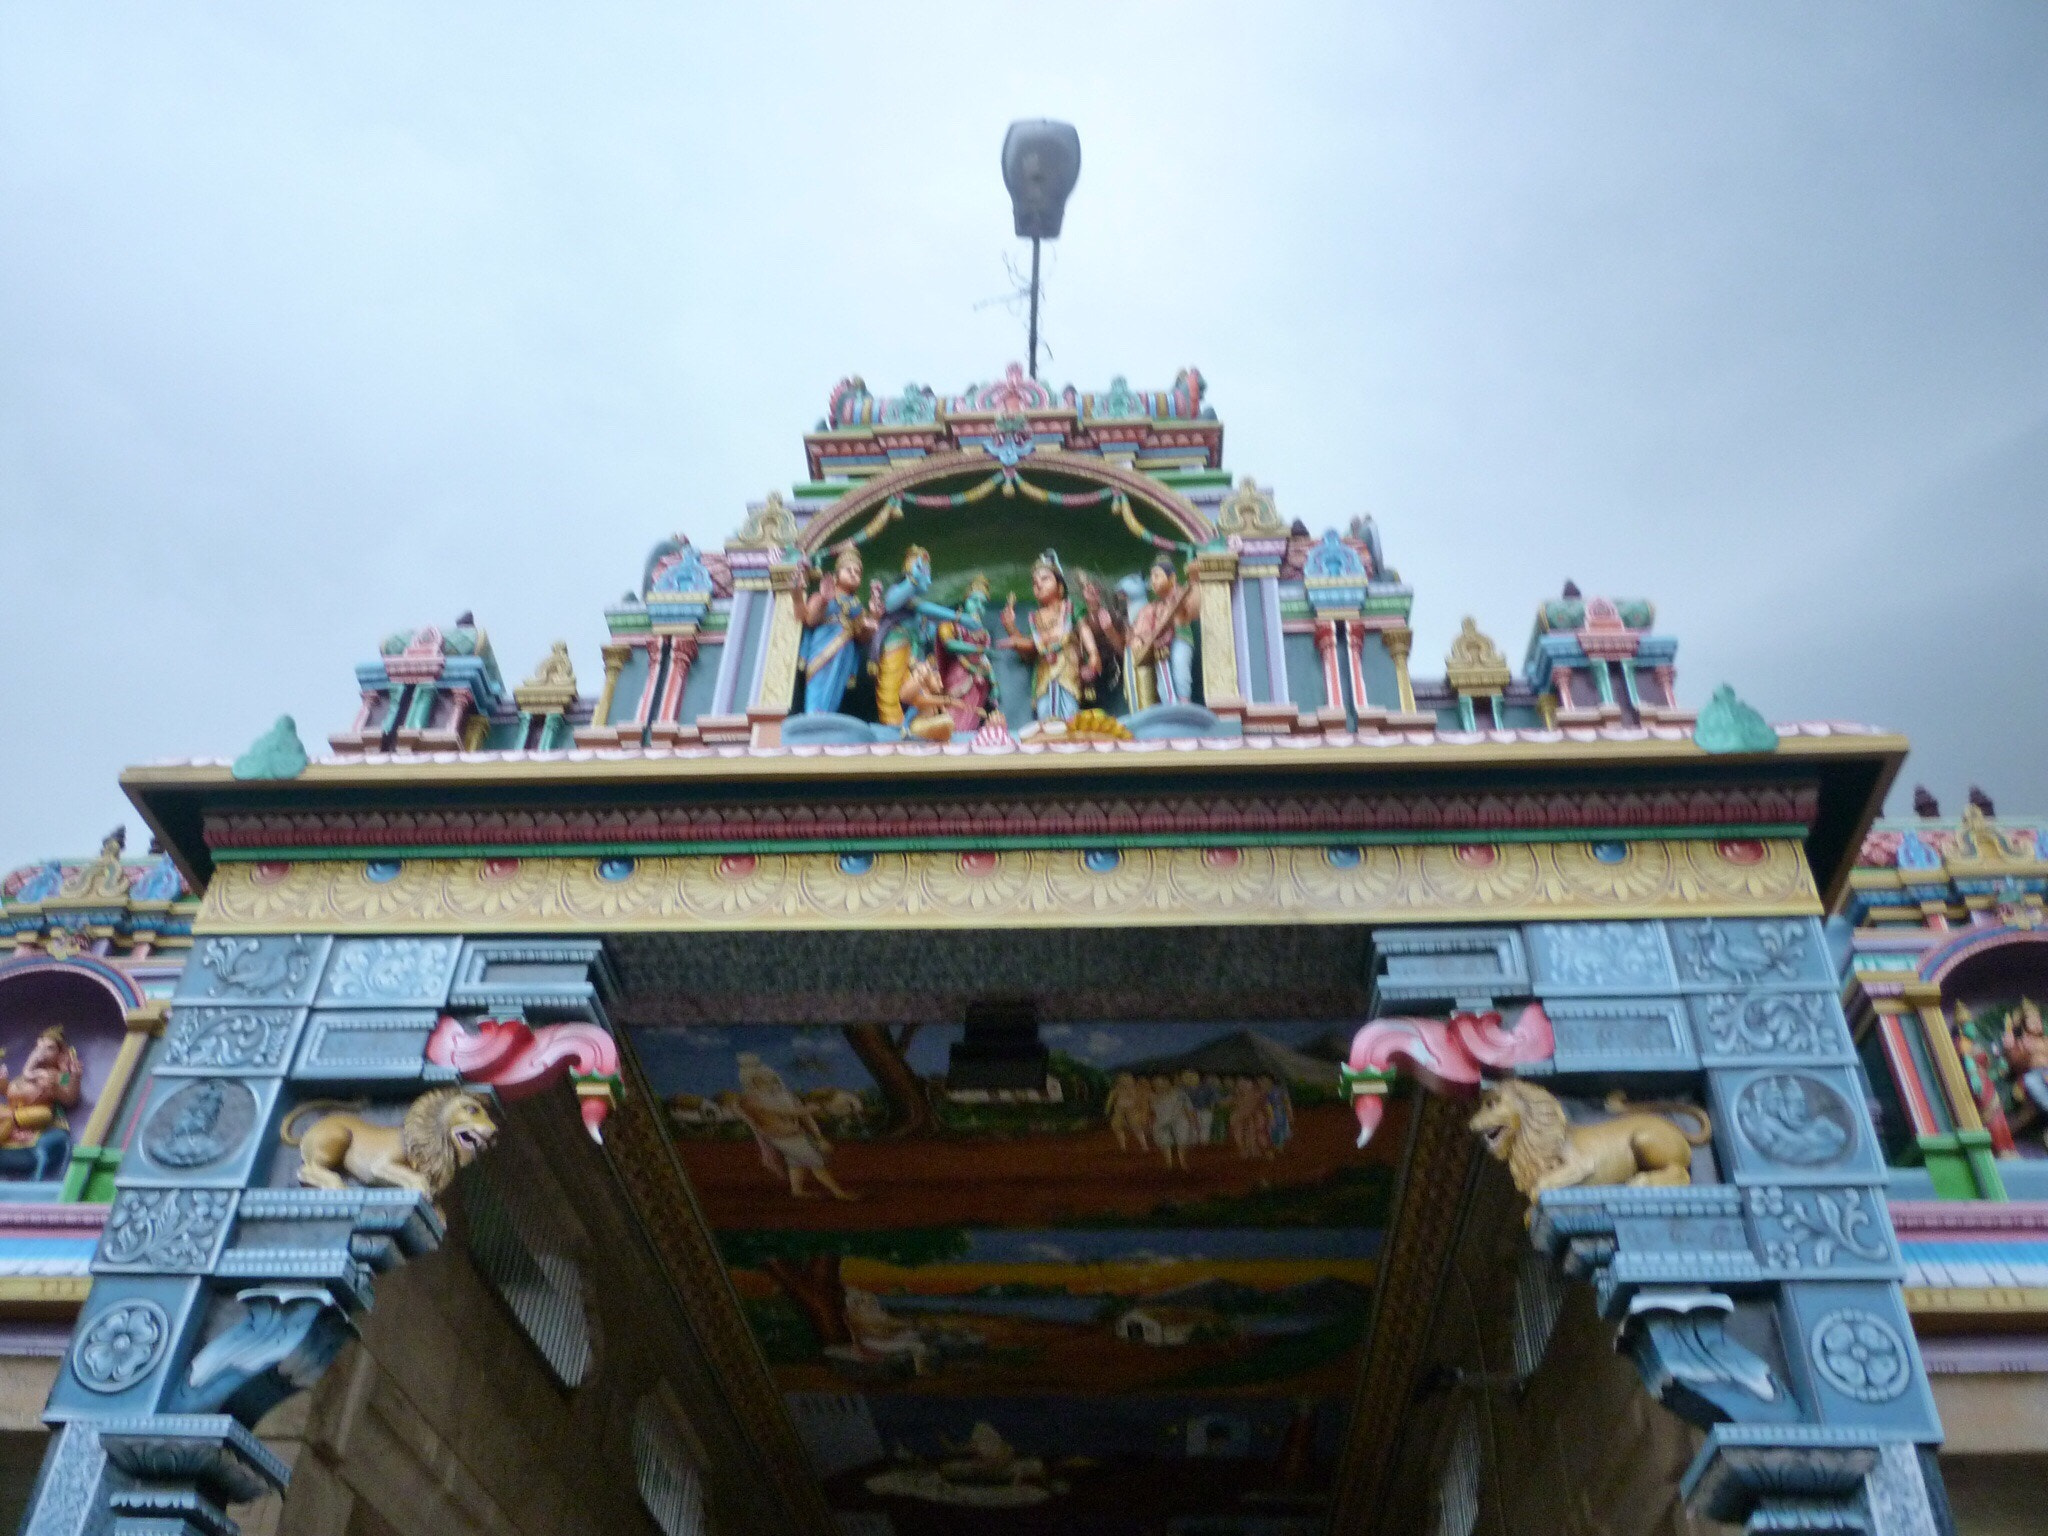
[[1374, 917, 1948, 1536], [16, 933, 614, 1536]]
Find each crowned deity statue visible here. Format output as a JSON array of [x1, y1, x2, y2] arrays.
[[798, 547, 875, 716], [1125, 554, 1200, 709], [999, 551, 1099, 725], [2004, 998, 2048, 1130], [935, 575, 998, 732], [870, 546, 961, 726]]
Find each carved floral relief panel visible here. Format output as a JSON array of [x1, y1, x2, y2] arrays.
[[1667, 917, 1832, 991], [176, 936, 330, 1006], [1525, 922, 1674, 995]]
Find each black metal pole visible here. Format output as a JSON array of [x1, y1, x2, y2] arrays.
[[1027, 237, 1041, 378]]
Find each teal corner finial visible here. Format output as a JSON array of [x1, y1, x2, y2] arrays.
[[1693, 685, 1778, 755], [232, 715, 310, 780]]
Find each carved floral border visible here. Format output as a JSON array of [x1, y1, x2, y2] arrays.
[[198, 840, 1818, 933]]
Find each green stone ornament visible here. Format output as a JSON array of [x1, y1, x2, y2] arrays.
[[232, 714, 310, 780], [1693, 685, 1777, 755]]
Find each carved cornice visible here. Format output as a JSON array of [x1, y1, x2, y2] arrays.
[[1331, 1092, 1478, 1536], [796, 447, 1214, 549], [200, 784, 1820, 857], [602, 1044, 836, 1536], [194, 839, 1820, 935]]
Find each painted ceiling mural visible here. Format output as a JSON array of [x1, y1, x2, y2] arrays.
[[632, 1018, 1405, 1536]]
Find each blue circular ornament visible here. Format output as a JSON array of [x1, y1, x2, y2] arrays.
[[596, 857, 636, 882]]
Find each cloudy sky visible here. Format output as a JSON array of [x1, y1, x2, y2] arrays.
[[4, 5, 2046, 865]]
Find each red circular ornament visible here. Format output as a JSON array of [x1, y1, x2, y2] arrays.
[[481, 858, 519, 881], [1717, 839, 1767, 865], [1454, 844, 1500, 868], [958, 851, 999, 876], [717, 854, 758, 880], [251, 862, 290, 885], [1204, 847, 1243, 869]]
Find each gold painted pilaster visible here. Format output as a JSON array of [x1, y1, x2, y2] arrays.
[[1194, 549, 1241, 712], [1905, 982, 1984, 1133], [1384, 625, 1419, 714], [749, 563, 806, 745], [78, 1000, 167, 1149], [591, 642, 630, 727]]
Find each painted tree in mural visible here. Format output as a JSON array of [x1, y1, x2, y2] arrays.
[[842, 1023, 934, 1136], [720, 1226, 969, 1345]]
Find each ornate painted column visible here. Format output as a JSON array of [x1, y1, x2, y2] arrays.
[[748, 560, 805, 746], [1193, 548, 1243, 720], [19, 933, 617, 1536], [1350, 916, 1948, 1536]]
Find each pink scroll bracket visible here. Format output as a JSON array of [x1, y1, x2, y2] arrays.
[[426, 1014, 623, 1141], [1341, 1004, 1555, 1149]]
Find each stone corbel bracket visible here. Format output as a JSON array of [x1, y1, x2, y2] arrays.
[[24, 932, 623, 1536], [1344, 918, 1945, 1536]]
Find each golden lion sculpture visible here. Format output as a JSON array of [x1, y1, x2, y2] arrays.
[[1471, 1080, 1710, 1198], [282, 1088, 498, 1199]]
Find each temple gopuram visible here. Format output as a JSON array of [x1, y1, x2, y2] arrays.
[[1, 361, 2041, 1536]]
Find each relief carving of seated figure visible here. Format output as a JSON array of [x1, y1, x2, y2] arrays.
[[0, 1027, 83, 1142]]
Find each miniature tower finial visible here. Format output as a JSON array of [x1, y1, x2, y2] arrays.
[[1561, 579, 1581, 599], [1911, 785, 1940, 819], [1968, 785, 1996, 817]]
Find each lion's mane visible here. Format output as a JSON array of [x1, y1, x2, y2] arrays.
[[1489, 1080, 1571, 1193], [400, 1088, 489, 1196]]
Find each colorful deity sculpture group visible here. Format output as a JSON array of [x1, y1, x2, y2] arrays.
[[797, 542, 1201, 740]]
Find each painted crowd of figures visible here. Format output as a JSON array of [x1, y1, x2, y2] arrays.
[[1106, 1071, 1293, 1168], [797, 543, 1200, 738]]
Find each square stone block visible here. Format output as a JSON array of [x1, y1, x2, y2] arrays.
[[1688, 990, 1856, 1067], [1708, 1066, 1886, 1186], [94, 1190, 239, 1276], [1667, 918, 1833, 992], [293, 1010, 445, 1083], [44, 1276, 206, 1421], [176, 937, 330, 1007], [1543, 997, 1697, 1074], [450, 938, 615, 1023], [115, 1076, 287, 1191], [158, 1008, 308, 1077], [1526, 922, 1675, 995], [1778, 1281, 1942, 1441], [315, 938, 462, 1010]]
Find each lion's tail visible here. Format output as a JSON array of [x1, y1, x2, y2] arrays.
[[279, 1098, 368, 1147], [1604, 1091, 1712, 1145]]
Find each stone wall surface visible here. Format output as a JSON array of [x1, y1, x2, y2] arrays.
[[1383, 1152, 1736, 1536], [236, 1087, 753, 1536]]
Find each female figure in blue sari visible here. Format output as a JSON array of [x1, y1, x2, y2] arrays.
[[798, 547, 873, 715]]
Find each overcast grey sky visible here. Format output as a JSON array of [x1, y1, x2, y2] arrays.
[[4, 4, 2046, 865]]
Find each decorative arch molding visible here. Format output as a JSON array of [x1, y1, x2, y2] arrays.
[[1921, 924, 2048, 990], [0, 953, 143, 1011], [795, 447, 1215, 553]]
